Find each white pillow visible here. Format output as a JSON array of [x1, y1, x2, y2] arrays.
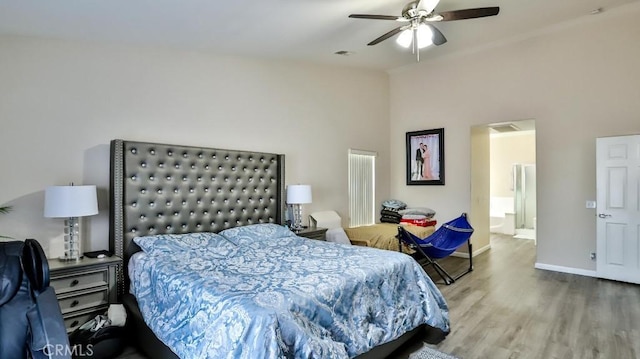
[[309, 211, 342, 229], [325, 228, 351, 245]]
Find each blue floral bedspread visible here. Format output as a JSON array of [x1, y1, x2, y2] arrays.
[[130, 224, 449, 359]]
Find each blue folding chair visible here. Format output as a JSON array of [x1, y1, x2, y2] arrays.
[[397, 213, 474, 285]]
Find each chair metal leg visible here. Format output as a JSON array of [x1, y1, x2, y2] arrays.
[[431, 261, 455, 285], [420, 240, 474, 285], [397, 227, 475, 286], [449, 240, 474, 283]]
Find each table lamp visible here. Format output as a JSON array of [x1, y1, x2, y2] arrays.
[[44, 184, 98, 261], [287, 184, 312, 231]]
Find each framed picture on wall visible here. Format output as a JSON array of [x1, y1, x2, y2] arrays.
[[406, 128, 445, 185]]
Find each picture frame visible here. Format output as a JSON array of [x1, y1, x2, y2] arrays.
[[406, 128, 445, 185]]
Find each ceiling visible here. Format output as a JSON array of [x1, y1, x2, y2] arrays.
[[0, 0, 638, 71], [488, 119, 536, 135]]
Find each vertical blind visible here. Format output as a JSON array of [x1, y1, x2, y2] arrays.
[[348, 149, 376, 227]]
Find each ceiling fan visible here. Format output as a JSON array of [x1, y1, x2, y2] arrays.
[[349, 0, 499, 61]]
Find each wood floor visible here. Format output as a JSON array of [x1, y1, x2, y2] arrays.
[[117, 234, 640, 359], [396, 234, 640, 359]]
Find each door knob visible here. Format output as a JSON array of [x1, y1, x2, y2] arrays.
[[598, 213, 612, 218]]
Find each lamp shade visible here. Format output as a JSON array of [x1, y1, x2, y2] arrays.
[[287, 185, 312, 204], [44, 185, 99, 218]]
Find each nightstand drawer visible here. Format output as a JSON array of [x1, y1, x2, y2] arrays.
[[294, 227, 328, 241], [302, 232, 326, 240], [64, 310, 106, 333], [59, 289, 109, 315], [50, 269, 108, 294]]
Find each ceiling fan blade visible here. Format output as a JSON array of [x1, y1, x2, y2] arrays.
[[416, 0, 440, 13], [427, 24, 447, 46], [367, 26, 404, 46], [349, 14, 402, 21], [438, 7, 500, 21]]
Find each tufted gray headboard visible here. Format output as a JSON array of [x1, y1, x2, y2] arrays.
[[109, 139, 285, 296]]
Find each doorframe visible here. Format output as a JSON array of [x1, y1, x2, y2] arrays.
[[470, 120, 538, 258]]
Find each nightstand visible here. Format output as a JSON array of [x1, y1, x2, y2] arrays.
[[294, 227, 328, 241], [48, 256, 121, 333]]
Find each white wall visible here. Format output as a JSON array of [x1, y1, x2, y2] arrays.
[[389, 3, 640, 271], [0, 35, 390, 257]]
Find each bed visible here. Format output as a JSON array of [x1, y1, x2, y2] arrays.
[[109, 139, 449, 358], [345, 223, 435, 252], [309, 211, 436, 252]]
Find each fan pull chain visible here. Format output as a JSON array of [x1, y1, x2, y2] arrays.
[[412, 27, 417, 55], [413, 27, 420, 62]]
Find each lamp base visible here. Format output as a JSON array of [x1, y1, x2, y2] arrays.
[[291, 204, 305, 231], [58, 255, 83, 262]]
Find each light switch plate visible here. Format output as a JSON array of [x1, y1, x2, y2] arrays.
[[586, 200, 596, 209]]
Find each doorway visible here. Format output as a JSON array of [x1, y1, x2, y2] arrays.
[[486, 120, 537, 241]]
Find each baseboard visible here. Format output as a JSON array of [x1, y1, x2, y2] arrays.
[[534, 263, 597, 277], [451, 243, 491, 259]]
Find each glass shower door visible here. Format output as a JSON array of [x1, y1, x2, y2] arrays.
[[514, 164, 536, 230]]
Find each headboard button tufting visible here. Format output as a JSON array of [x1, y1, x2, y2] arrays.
[[110, 139, 285, 298]]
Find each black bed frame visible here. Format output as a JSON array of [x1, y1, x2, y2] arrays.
[[109, 139, 438, 358]]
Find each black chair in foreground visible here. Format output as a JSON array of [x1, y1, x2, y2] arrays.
[[1, 238, 71, 359], [397, 213, 474, 285]]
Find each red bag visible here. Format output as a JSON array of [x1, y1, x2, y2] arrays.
[[400, 218, 437, 227]]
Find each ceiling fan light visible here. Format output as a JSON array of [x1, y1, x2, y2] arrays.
[[416, 24, 433, 48], [396, 29, 413, 48]]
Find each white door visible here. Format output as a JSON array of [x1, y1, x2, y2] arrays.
[[596, 135, 640, 284]]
